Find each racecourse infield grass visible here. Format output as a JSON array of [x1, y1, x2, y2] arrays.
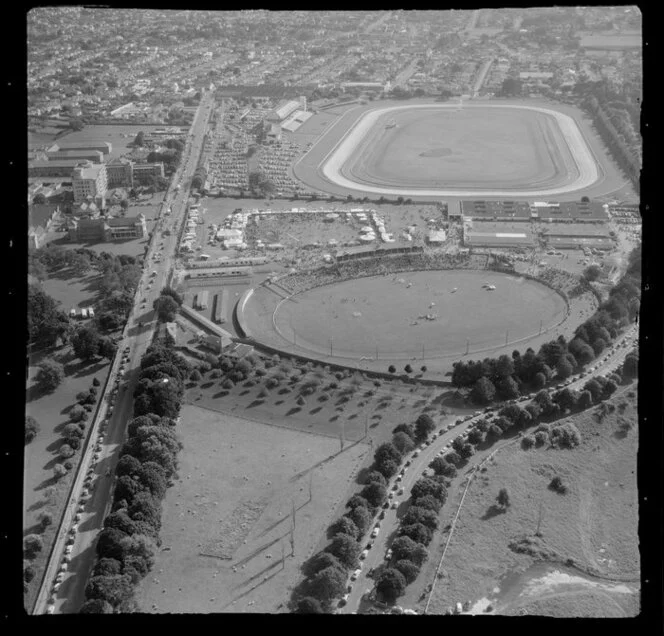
[[264, 270, 568, 360], [345, 106, 577, 190]]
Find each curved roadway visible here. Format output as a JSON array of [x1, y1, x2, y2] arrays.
[[338, 323, 638, 614]]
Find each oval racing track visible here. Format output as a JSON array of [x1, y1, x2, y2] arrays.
[[314, 103, 600, 198]]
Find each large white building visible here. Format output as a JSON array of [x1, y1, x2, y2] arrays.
[[72, 161, 108, 204]]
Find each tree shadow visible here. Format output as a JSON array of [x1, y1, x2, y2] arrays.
[[213, 391, 229, 399], [247, 400, 265, 409], [275, 400, 285, 406], [347, 413, 358, 420], [34, 475, 57, 491], [481, 504, 506, 521], [201, 381, 215, 389], [309, 406, 322, 415], [27, 499, 48, 513], [238, 390, 250, 396], [285, 407, 301, 416], [329, 415, 339, 422]]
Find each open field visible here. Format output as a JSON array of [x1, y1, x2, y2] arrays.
[[134, 405, 370, 613], [421, 388, 639, 617], [185, 361, 454, 444], [293, 98, 633, 202], [345, 106, 577, 190], [266, 270, 568, 360]]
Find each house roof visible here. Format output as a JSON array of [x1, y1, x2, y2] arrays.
[[29, 204, 59, 229]]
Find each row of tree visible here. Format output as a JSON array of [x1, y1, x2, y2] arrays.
[[293, 414, 437, 612], [371, 415, 448, 605], [79, 339, 190, 613], [453, 246, 641, 405]]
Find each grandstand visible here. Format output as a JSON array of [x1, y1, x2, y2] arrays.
[[281, 109, 314, 133]]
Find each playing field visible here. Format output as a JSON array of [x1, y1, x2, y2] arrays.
[[271, 270, 568, 360]]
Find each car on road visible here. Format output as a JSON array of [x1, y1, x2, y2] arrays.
[[382, 501, 390, 509], [413, 451, 420, 458], [360, 550, 369, 560], [338, 594, 349, 608], [379, 509, 386, 520], [371, 527, 380, 538], [391, 501, 398, 509], [419, 443, 427, 451], [388, 491, 395, 499], [385, 548, 393, 560], [398, 488, 404, 496], [405, 460, 411, 467], [351, 569, 361, 581]]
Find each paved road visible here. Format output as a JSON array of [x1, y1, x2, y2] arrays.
[[35, 92, 214, 615], [339, 323, 638, 614]]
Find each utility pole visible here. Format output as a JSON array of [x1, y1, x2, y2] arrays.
[[505, 329, 509, 345], [536, 501, 544, 537]]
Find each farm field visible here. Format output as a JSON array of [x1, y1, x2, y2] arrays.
[[273, 270, 568, 360], [421, 388, 639, 617], [134, 405, 370, 613]]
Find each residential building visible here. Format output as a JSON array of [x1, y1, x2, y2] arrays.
[[29, 160, 80, 178]]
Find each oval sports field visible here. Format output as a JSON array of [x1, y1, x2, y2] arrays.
[[244, 270, 569, 362]]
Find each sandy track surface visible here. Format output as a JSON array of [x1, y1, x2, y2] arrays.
[[319, 104, 599, 197]]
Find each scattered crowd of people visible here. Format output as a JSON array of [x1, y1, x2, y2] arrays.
[[277, 251, 489, 296]]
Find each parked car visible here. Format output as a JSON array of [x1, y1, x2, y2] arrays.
[[385, 548, 393, 560], [391, 501, 398, 509], [371, 528, 379, 538], [351, 569, 361, 581], [360, 550, 369, 560]]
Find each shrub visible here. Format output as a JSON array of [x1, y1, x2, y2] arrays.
[[521, 434, 535, 449], [388, 365, 396, 374], [296, 597, 324, 613], [24, 534, 44, 558], [64, 460, 73, 470], [83, 404, 94, 413], [365, 471, 387, 487], [550, 423, 582, 449], [38, 511, 54, 530], [60, 443, 75, 459], [189, 369, 202, 381], [222, 379, 234, 389], [210, 369, 221, 379], [69, 405, 87, 422], [24, 563, 36, 583], [92, 377, 101, 387], [53, 464, 68, 480], [534, 431, 549, 446], [25, 416, 40, 443], [549, 475, 568, 494]]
